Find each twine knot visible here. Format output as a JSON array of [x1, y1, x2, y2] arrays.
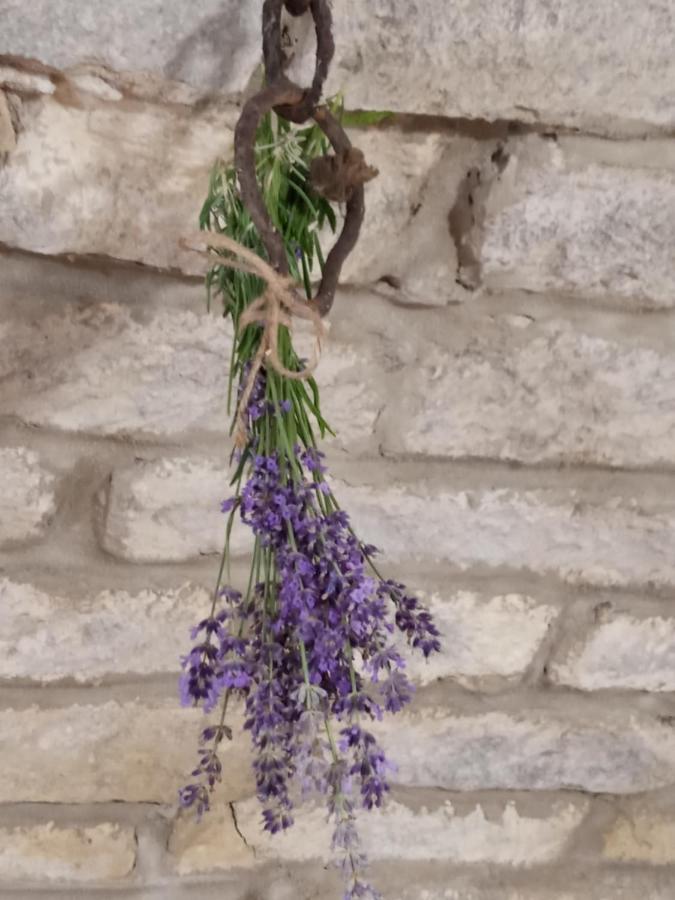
[[181, 232, 326, 447]]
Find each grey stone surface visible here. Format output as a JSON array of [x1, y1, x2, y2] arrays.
[[0, 823, 135, 882], [102, 456, 234, 563], [481, 136, 675, 307], [337, 131, 471, 306], [0, 302, 232, 439], [0, 96, 236, 272], [337, 473, 675, 588], [0, 700, 251, 803], [409, 591, 557, 688], [0, 579, 210, 683], [0, 448, 57, 547], [0, 263, 384, 448], [381, 306, 675, 467], [291, 0, 675, 135], [377, 706, 675, 793], [0, 0, 263, 96], [550, 607, 675, 692], [103, 454, 675, 586], [2, 0, 675, 891], [234, 795, 587, 866]]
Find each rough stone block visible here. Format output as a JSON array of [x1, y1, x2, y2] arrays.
[[0, 579, 212, 683], [0, 447, 57, 547], [291, 0, 675, 135], [103, 458, 675, 587], [0, 0, 263, 98], [0, 285, 383, 447], [234, 794, 587, 867], [0, 96, 235, 272], [410, 591, 556, 688], [101, 456, 236, 563], [0, 701, 252, 803], [0, 823, 135, 882], [338, 472, 675, 588], [169, 807, 254, 875], [481, 137, 675, 308], [382, 311, 675, 467], [0, 303, 231, 439], [604, 807, 675, 865], [550, 607, 675, 692], [337, 130, 471, 306], [0, 578, 556, 688], [376, 704, 675, 794]]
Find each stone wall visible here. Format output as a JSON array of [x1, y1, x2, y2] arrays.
[[1, 1, 675, 897]]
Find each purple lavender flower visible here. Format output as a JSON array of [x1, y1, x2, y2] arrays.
[[179, 447, 440, 896]]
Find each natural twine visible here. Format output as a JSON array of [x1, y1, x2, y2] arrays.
[[181, 232, 326, 447]]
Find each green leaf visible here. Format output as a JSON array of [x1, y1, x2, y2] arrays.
[[341, 109, 393, 128]]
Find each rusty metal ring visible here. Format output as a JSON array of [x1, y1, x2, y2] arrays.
[[310, 107, 365, 316], [235, 90, 364, 317], [284, 0, 311, 16], [262, 0, 334, 124], [234, 80, 304, 276]]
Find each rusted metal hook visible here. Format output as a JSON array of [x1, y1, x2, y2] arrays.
[[234, 0, 375, 316]]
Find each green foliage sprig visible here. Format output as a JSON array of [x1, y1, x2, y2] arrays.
[[199, 105, 344, 446]]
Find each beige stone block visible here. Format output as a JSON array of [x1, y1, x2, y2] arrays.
[[169, 806, 254, 875], [0, 823, 135, 882], [382, 313, 675, 467], [337, 474, 675, 588], [234, 795, 587, 867], [0, 297, 382, 448], [101, 456, 236, 563], [102, 455, 675, 588], [0, 579, 211, 683], [604, 813, 675, 865], [375, 705, 675, 794], [409, 592, 556, 687], [0, 447, 57, 547], [291, 0, 675, 136], [0, 96, 236, 272], [482, 137, 675, 308], [550, 610, 675, 692], [0, 701, 252, 803], [0, 0, 263, 98]]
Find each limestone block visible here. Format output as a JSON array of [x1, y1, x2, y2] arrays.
[[0, 96, 235, 272], [169, 806, 254, 875], [382, 314, 675, 467], [0, 823, 135, 882], [0, 579, 211, 683], [604, 809, 675, 865], [482, 137, 675, 307], [0, 447, 57, 547], [233, 795, 587, 867], [0, 0, 263, 97], [550, 609, 675, 692], [337, 475, 675, 588], [0, 700, 252, 803], [291, 0, 675, 135], [377, 706, 675, 794], [101, 456, 238, 562], [103, 456, 675, 588], [409, 592, 556, 688]]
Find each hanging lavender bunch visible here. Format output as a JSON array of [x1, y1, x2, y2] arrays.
[[178, 111, 440, 899]]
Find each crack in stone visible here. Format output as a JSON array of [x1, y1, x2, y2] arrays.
[[229, 802, 254, 856]]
